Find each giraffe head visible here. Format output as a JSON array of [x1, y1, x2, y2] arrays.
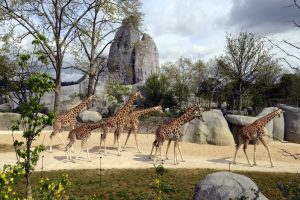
[[154, 105, 164, 114], [194, 103, 205, 122], [134, 90, 145, 100], [275, 108, 284, 117]]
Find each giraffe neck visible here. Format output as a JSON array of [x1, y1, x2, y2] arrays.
[[70, 96, 93, 114], [133, 106, 160, 118], [255, 109, 280, 127], [173, 106, 196, 126], [88, 122, 105, 130], [115, 94, 137, 116]]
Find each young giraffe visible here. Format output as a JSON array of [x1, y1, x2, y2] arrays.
[[66, 122, 103, 162], [49, 95, 96, 152], [232, 108, 284, 167], [98, 91, 144, 156], [149, 104, 205, 165], [122, 105, 164, 153]]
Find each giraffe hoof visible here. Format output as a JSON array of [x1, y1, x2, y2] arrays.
[[253, 163, 257, 166], [232, 162, 236, 165], [181, 160, 186, 162], [71, 160, 75, 163], [271, 165, 274, 168], [249, 165, 253, 167], [149, 156, 152, 160]]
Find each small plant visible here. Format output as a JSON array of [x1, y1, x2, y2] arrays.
[[36, 174, 71, 200], [0, 164, 25, 199], [151, 162, 175, 200], [277, 182, 300, 200], [106, 81, 130, 103]]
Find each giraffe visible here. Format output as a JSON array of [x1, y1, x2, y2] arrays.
[[98, 91, 144, 156], [149, 104, 205, 165], [49, 95, 97, 152], [122, 105, 164, 153], [232, 108, 284, 167], [66, 122, 103, 162]]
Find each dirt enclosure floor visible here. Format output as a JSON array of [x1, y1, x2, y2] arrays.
[[0, 130, 300, 173]]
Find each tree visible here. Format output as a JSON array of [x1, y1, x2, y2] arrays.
[[217, 31, 274, 111], [143, 73, 176, 109], [0, 0, 98, 113], [73, 1, 143, 98], [198, 59, 225, 109], [0, 41, 49, 106], [161, 57, 195, 109], [11, 73, 56, 199]]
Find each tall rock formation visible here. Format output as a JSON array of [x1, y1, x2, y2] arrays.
[[106, 19, 159, 84], [134, 33, 160, 83]]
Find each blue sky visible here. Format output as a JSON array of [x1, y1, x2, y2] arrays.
[[141, 0, 300, 65]]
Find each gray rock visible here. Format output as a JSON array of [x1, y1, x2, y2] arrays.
[[106, 18, 159, 84], [0, 103, 12, 112], [106, 19, 140, 84], [0, 112, 20, 130], [181, 110, 235, 146], [78, 110, 102, 123], [225, 115, 257, 126], [192, 172, 268, 200], [257, 107, 285, 141], [134, 33, 159, 83], [279, 105, 300, 143]]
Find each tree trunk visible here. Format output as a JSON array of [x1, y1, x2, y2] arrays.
[[26, 141, 32, 200], [54, 66, 61, 114], [238, 82, 243, 111]]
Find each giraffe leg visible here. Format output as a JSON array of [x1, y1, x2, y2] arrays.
[[165, 140, 172, 160], [159, 143, 164, 161], [76, 140, 84, 159], [174, 141, 178, 165], [233, 143, 242, 164], [253, 139, 258, 166], [133, 129, 142, 153], [86, 140, 91, 162], [116, 127, 123, 156], [153, 143, 161, 164], [177, 142, 185, 162], [243, 140, 252, 167], [149, 140, 156, 159], [259, 137, 274, 167], [123, 129, 132, 150]]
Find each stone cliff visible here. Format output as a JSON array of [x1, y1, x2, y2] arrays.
[[106, 20, 159, 84]]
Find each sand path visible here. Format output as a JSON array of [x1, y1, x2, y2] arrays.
[[0, 131, 300, 173]]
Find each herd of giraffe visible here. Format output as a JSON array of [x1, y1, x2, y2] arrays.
[[49, 90, 284, 167]]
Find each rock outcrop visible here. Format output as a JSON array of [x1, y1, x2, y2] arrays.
[[106, 18, 159, 84], [78, 110, 102, 123], [181, 110, 235, 146], [279, 105, 300, 143], [192, 172, 268, 200]]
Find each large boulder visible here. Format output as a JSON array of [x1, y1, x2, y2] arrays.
[[257, 107, 285, 141], [0, 112, 20, 130], [192, 172, 268, 200], [279, 105, 300, 143], [0, 103, 12, 112], [78, 110, 102, 123], [181, 110, 235, 146]]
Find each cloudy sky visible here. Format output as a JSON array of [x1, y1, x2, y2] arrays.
[[141, 0, 300, 64]]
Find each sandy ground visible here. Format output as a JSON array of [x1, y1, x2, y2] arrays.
[[0, 130, 300, 173]]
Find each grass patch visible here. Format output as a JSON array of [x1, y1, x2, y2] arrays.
[[10, 168, 300, 199]]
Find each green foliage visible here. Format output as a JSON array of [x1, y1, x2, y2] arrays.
[[151, 163, 176, 200], [69, 93, 85, 101], [10, 73, 56, 197], [105, 81, 130, 103], [36, 174, 70, 200], [277, 182, 300, 200], [0, 164, 25, 199], [143, 73, 176, 109]]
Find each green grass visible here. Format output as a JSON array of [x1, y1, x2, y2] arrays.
[[12, 168, 300, 199]]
